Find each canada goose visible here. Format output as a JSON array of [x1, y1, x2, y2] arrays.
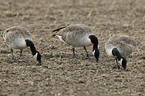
[[3, 26, 41, 64], [105, 34, 138, 69], [52, 24, 99, 62]]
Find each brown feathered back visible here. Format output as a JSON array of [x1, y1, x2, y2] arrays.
[[54, 24, 94, 47], [105, 34, 138, 57]]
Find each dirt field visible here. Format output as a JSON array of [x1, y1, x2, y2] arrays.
[[0, 0, 144, 95]]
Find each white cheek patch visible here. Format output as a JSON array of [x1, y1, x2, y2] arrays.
[[33, 53, 38, 60], [118, 58, 123, 68], [93, 50, 95, 56]]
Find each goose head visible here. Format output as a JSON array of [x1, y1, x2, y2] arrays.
[[93, 48, 100, 62], [33, 51, 41, 65], [118, 57, 127, 70], [112, 48, 127, 69], [89, 35, 100, 62]]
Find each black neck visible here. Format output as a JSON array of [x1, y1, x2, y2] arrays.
[[112, 48, 122, 60], [89, 35, 99, 50], [93, 44, 98, 51], [25, 39, 37, 56]]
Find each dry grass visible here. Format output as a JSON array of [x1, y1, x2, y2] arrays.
[[0, 0, 144, 95]]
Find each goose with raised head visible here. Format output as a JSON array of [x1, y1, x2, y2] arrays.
[[3, 26, 41, 64], [52, 24, 99, 62], [105, 34, 138, 69]]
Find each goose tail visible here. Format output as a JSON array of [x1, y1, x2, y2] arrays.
[[52, 26, 66, 32], [52, 26, 66, 37]]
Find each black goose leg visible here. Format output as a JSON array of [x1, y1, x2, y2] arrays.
[[17, 49, 24, 61], [11, 49, 17, 61], [72, 48, 79, 59], [84, 46, 90, 58], [115, 58, 120, 69]]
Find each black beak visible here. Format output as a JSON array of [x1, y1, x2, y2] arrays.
[[37, 60, 41, 66], [122, 65, 126, 70]]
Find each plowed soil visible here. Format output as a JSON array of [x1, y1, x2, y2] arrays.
[[0, 0, 144, 95]]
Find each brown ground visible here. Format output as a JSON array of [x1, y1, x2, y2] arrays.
[[0, 0, 144, 96]]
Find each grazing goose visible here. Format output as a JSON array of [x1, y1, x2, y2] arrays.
[[105, 34, 138, 69], [3, 26, 41, 64], [52, 24, 99, 62]]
